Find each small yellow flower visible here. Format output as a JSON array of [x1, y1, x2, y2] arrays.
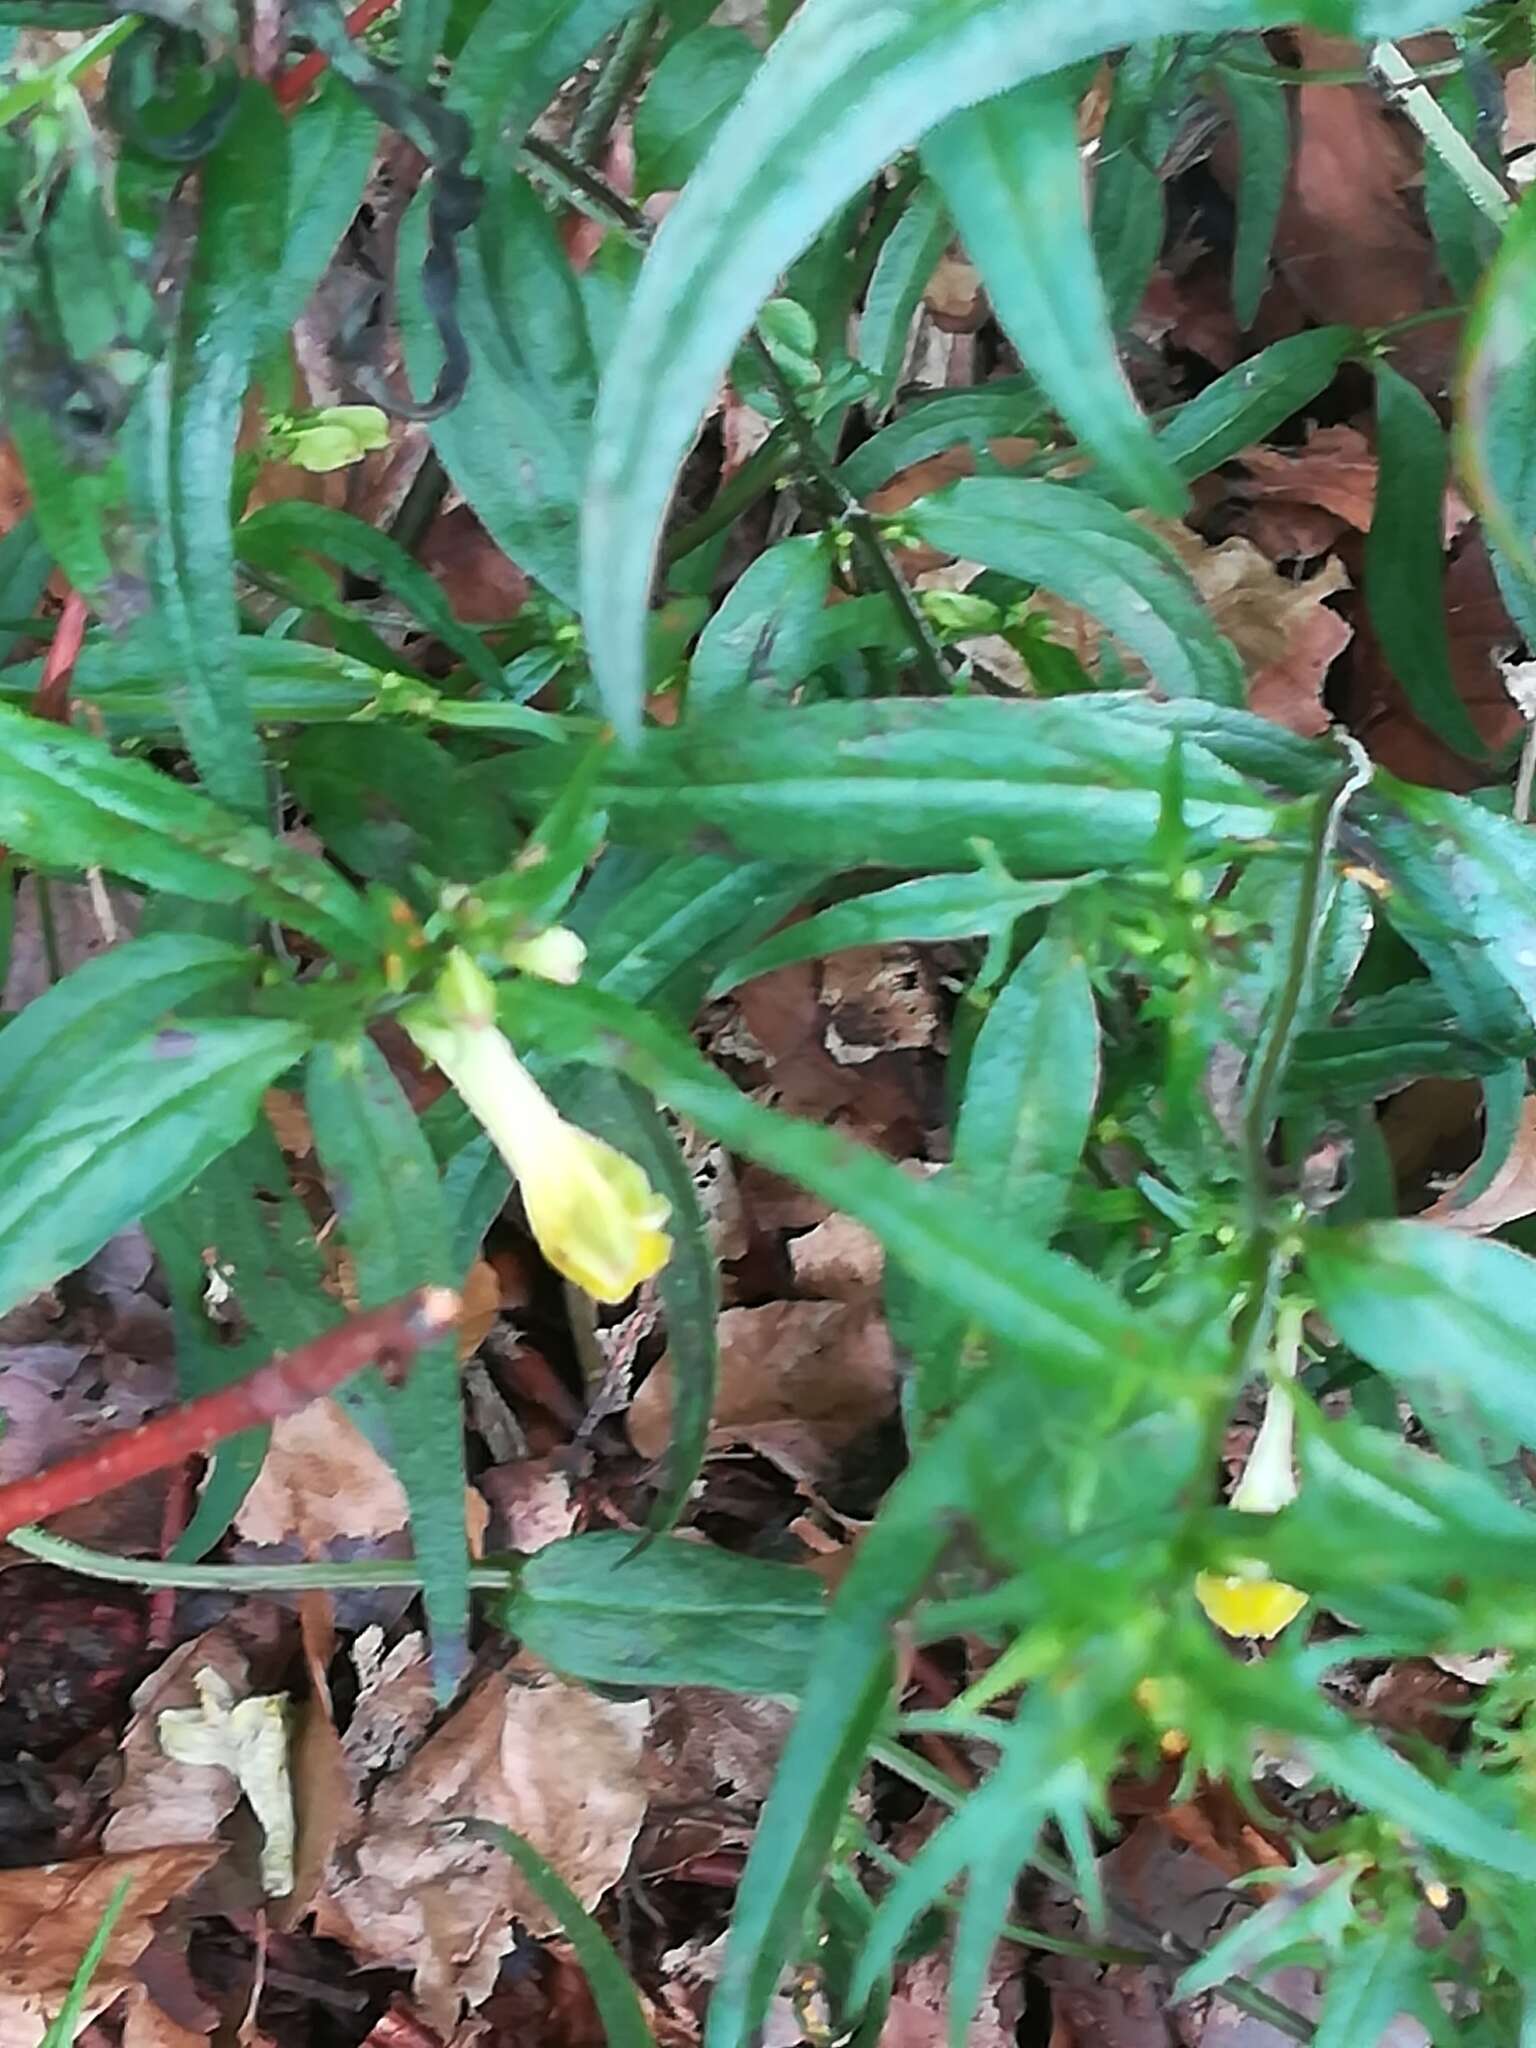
[[404, 951, 670, 1303], [1195, 1568, 1309, 1641]]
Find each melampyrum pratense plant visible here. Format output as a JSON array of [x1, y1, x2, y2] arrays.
[[8, 0, 1536, 2036]]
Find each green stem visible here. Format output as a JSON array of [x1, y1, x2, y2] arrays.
[[1369, 41, 1511, 228], [571, 4, 659, 163], [1240, 741, 1373, 1225], [8, 1523, 516, 1593]]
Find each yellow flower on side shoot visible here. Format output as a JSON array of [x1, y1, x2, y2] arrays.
[[403, 951, 671, 1303], [1196, 1300, 1310, 1643]]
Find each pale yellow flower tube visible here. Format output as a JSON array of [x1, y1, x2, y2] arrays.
[[1195, 1300, 1309, 1642], [404, 951, 671, 1303]]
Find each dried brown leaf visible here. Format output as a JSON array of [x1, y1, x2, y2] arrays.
[[788, 1214, 885, 1301], [343, 1628, 437, 1781], [630, 1299, 896, 1481], [234, 1402, 409, 1551], [315, 1674, 649, 2034], [0, 1847, 222, 2044], [1421, 1098, 1536, 1232]]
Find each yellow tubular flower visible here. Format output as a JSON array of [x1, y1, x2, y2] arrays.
[[404, 952, 671, 1303], [1195, 1568, 1309, 1641], [1196, 1300, 1309, 1642]]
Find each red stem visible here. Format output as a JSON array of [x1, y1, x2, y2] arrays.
[[273, 0, 402, 110], [33, 589, 89, 725], [0, 1286, 459, 1538]]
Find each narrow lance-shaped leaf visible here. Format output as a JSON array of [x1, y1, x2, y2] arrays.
[[922, 71, 1184, 515], [0, 703, 378, 962], [468, 1823, 656, 2048], [1306, 1220, 1536, 1448], [501, 1529, 823, 1693], [306, 1038, 469, 1697], [857, 178, 951, 411], [1216, 47, 1289, 328], [710, 874, 1079, 995], [545, 1068, 718, 1538], [490, 697, 1276, 874], [581, 0, 1437, 729], [127, 85, 288, 811], [1365, 361, 1487, 759], [1456, 178, 1536, 637], [0, 1017, 308, 1322], [901, 478, 1243, 704], [400, 169, 597, 607], [706, 1364, 1057, 2048]]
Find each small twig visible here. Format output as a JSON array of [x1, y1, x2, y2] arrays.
[[0, 1286, 460, 1538], [274, 0, 401, 111], [32, 588, 89, 725], [1369, 40, 1511, 229], [519, 136, 953, 692]]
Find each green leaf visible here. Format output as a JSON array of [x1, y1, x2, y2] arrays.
[[400, 170, 596, 606], [492, 698, 1276, 872], [1286, 982, 1518, 1107], [1216, 48, 1288, 328], [688, 535, 833, 713], [1156, 328, 1356, 484], [125, 83, 288, 811], [1358, 778, 1536, 1041], [1449, 1059, 1528, 1212], [710, 874, 1079, 995], [580, 0, 1441, 730], [468, 1824, 656, 2047], [857, 179, 951, 411], [1313, 1928, 1424, 2048], [707, 1364, 1042, 2048], [0, 517, 53, 668], [901, 920, 1100, 1424], [923, 73, 1184, 516], [306, 1038, 469, 1696], [39, 1873, 131, 2048], [0, 1016, 307, 1321], [573, 850, 814, 1014], [0, 932, 253, 1149], [286, 724, 516, 886], [450, 0, 643, 156], [547, 1069, 718, 1537], [635, 25, 759, 196], [1423, 64, 1501, 301], [497, 976, 1173, 1383], [1174, 1863, 1359, 1999], [501, 1530, 824, 1692], [0, 703, 378, 962], [1306, 1220, 1536, 1447], [903, 477, 1242, 703], [236, 502, 507, 696], [1457, 178, 1536, 637], [953, 924, 1100, 1240], [1364, 362, 1487, 760], [834, 376, 1043, 498], [1091, 44, 1181, 331]]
